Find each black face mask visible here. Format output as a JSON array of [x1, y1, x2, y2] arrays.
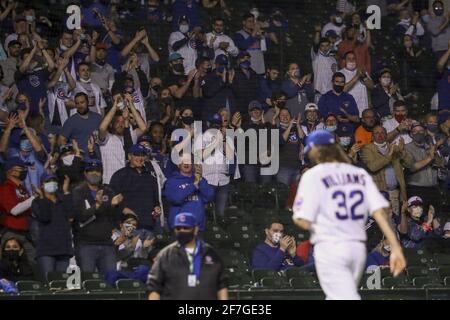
[[77, 108, 89, 116], [434, 8, 444, 16], [206, 67, 212, 73], [182, 116, 194, 125], [333, 84, 344, 94], [276, 101, 286, 108], [176, 231, 195, 246], [173, 64, 185, 73], [161, 97, 173, 105], [3, 250, 20, 261], [17, 170, 28, 181], [151, 85, 162, 93]]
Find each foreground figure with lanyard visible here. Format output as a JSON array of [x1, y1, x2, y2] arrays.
[[292, 130, 406, 300], [147, 213, 228, 300]]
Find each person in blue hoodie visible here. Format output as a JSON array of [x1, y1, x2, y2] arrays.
[[252, 219, 303, 271], [164, 153, 214, 232]]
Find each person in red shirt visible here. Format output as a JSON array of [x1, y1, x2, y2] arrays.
[[0, 157, 36, 263], [337, 26, 371, 76]]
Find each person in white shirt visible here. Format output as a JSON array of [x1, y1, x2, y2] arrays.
[[312, 35, 338, 98], [168, 15, 198, 74], [382, 101, 414, 145], [293, 130, 406, 300], [74, 62, 106, 116], [396, 9, 425, 43], [339, 51, 374, 117], [206, 17, 239, 60], [98, 94, 147, 184]]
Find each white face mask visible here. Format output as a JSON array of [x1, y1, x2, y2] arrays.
[[383, 245, 391, 252], [123, 223, 137, 237], [346, 62, 357, 71], [179, 25, 189, 34], [272, 232, 282, 245], [339, 136, 352, 147], [79, 78, 91, 84], [62, 154, 75, 166], [250, 9, 259, 19]]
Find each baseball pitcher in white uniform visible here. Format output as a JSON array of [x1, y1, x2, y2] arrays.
[[292, 130, 406, 300]]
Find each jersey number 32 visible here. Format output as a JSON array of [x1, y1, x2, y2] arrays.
[[332, 190, 365, 221]]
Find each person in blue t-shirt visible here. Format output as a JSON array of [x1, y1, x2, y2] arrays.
[[252, 219, 303, 271], [318, 72, 359, 123], [366, 238, 391, 272]]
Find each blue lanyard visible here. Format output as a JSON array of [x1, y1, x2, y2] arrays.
[[185, 240, 202, 280]]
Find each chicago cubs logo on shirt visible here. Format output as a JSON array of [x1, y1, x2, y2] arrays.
[[102, 195, 109, 202], [29, 75, 41, 87]]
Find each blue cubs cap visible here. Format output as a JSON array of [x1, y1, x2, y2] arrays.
[[169, 52, 184, 62], [84, 159, 103, 171], [128, 144, 148, 156], [336, 122, 353, 137], [174, 213, 197, 228], [138, 134, 152, 144], [215, 54, 228, 66], [248, 100, 262, 111], [304, 130, 336, 153], [208, 113, 222, 125], [3, 157, 29, 172], [325, 29, 338, 38], [41, 171, 57, 182]]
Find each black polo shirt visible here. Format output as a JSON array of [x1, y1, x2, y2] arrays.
[[147, 241, 228, 300]]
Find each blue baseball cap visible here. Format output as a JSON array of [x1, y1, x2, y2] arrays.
[[438, 110, 450, 125], [84, 159, 103, 171], [208, 113, 222, 125], [128, 144, 148, 156], [336, 122, 353, 137], [169, 52, 184, 62], [304, 130, 336, 153], [325, 29, 338, 38], [248, 100, 262, 111], [174, 213, 197, 228], [138, 134, 152, 144], [3, 157, 29, 172], [215, 54, 228, 66]]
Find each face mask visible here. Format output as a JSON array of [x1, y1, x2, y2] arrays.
[[374, 141, 387, 148], [325, 125, 337, 133], [182, 116, 194, 125], [17, 170, 28, 181], [240, 61, 251, 69], [79, 78, 91, 84], [320, 49, 330, 57], [205, 66, 212, 73], [123, 223, 137, 237], [381, 78, 391, 87], [173, 63, 185, 73], [44, 181, 58, 193], [20, 139, 33, 152], [250, 9, 259, 19], [401, 18, 411, 24], [346, 62, 357, 71], [272, 232, 282, 245], [62, 154, 75, 166], [427, 124, 439, 133], [394, 114, 406, 123], [3, 250, 20, 261], [26, 15, 35, 23], [161, 97, 173, 105], [85, 173, 102, 185], [176, 231, 195, 246], [335, 17, 343, 26], [339, 136, 352, 147], [410, 206, 423, 220], [422, 15, 430, 24], [333, 84, 344, 94], [383, 245, 391, 252], [96, 59, 106, 66], [217, 65, 226, 73], [434, 8, 444, 16], [151, 85, 162, 92], [179, 25, 190, 34], [292, 70, 301, 78], [60, 44, 69, 51], [412, 133, 426, 144], [77, 108, 89, 116]]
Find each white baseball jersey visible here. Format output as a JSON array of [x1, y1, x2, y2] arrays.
[[339, 68, 370, 117], [293, 163, 389, 245]]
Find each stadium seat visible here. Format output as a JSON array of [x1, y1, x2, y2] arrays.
[[412, 277, 442, 289], [289, 276, 320, 289], [252, 269, 280, 283], [115, 279, 145, 292], [382, 275, 410, 289], [16, 281, 44, 294], [46, 271, 70, 282], [435, 254, 450, 266], [406, 267, 430, 278], [82, 279, 114, 292], [403, 249, 430, 266], [444, 277, 450, 287], [81, 272, 104, 281], [48, 280, 69, 290], [439, 266, 450, 278], [260, 277, 285, 289], [285, 267, 310, 280]]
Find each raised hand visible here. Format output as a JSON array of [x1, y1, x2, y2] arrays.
[[111, 193, 124, 206], [63, 175, 71, 194], [6, 113, 20, 130]]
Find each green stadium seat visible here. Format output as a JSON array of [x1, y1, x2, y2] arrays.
[[116, 279, 145, 292], [260, 277, 285, 289], [289, 276, 320, 289], [412, 277, 441, 288], [439, 266, 450, 278], [48, 280, 69, 290], [382, 275, 410, 289], [16, 281, 44, 294], [81, 272, 103, 281], [252, 269, 280, 283], [285, 267, 310, 280], [403, 249, 431, 266], [406, 267, 430, 278], [435, 254, 450, 266], [82, 279, 114, 292], [47, 271, 69, 282]]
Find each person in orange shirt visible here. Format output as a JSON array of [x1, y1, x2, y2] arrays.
[[354, 109, 377, 147]]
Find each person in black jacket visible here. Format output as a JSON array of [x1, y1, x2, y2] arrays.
[[231, 51, 259, 118], [0, 237, 35, 283], [200, 54, 235, 121], [109, 144, 161, 232], [31, 172, 74, 282], [72, 159, 123, 273], [371, 69, 404, 119]]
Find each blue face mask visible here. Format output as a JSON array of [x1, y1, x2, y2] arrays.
[[326, 126, 337, 133], [20, 139, 33, 152], [44, 181, 58, 194], [240, 61, 251, 69]]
